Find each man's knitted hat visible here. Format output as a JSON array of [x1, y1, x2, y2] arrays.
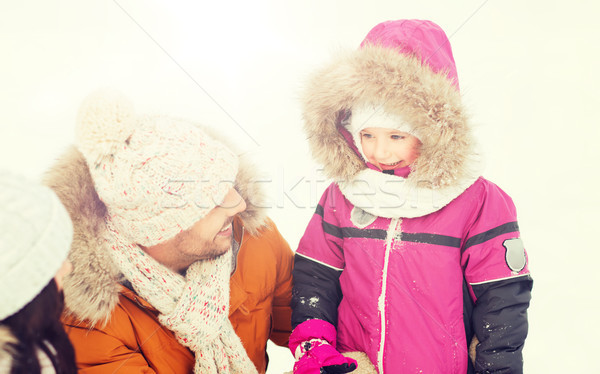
[[0, 171, 73, 320], [75, 90, 239, 247]]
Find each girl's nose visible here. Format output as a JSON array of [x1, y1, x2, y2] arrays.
[[373, 139, 390, 159]]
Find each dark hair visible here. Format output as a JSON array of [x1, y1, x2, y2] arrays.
[[1, 279, 77, 374]]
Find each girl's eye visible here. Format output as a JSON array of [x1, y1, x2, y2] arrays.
[[391, 135, 405, 140], [361, 133, 373, 139]]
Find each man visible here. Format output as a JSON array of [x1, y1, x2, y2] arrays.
[[44, 90, 294, 373]]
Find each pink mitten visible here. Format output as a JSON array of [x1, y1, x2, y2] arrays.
[[289, 319, 357, 374]]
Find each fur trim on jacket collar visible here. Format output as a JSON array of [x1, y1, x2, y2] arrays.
[[303, 45, 480, 189], [44, 145, 268, 327]]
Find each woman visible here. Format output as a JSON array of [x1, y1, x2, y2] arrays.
[[0, 171, 77, 374]]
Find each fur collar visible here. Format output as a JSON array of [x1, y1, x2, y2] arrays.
[[339, 158, 481, 219], [44, 145, 268, 327]]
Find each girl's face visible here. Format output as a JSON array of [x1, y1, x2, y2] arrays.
[[360, 127, 421, 170]]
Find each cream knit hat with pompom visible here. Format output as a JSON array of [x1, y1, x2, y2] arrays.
[[76, 90, 238, 247]]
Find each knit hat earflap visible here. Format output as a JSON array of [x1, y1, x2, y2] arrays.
[[0, 171, 73, 320], [75, 90, 239, 247]]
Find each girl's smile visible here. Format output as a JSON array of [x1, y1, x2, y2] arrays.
[[359, 127, 421, 170]]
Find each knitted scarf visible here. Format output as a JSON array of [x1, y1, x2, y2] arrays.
[[105, 219, 257, 374]]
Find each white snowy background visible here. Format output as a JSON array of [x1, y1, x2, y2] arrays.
[[1, 1, 598, 372]]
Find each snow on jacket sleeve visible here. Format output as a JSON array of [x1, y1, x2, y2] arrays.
[[471, 275, 532, 373], [461, 180, 532, 373], [291, 184, 345, 329]]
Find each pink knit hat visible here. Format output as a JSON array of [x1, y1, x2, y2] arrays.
[[76, 90, 239, 247]]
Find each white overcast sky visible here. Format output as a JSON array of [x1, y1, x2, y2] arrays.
[[1, 1, 599, 372]]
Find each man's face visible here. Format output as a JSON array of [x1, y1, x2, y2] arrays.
[[178, 187, 247, 259], [143, 188, 247, 272]]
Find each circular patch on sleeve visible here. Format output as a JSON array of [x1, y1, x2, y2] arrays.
[[350, 206, 377, 228], [503, 238, 526, 272]]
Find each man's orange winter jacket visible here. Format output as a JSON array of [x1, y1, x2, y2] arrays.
[[63, 217, 293, 373]]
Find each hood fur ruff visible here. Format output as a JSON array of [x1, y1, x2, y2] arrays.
[[303, 45, 483, 218], [303, 45, 479, 189], [44, 144, 268, 327]]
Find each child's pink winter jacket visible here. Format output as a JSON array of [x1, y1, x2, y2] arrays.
[[291, 20, 532, 374]]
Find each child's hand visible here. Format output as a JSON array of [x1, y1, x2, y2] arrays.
[[289, 319, 357, 374], [293, 339, 356, 374]]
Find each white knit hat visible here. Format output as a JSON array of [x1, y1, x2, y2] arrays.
[[0, 171, 73, 320], [75, 90, 239, 247], [346, 105, 420, 162]]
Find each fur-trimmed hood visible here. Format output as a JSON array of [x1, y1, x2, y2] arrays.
[[302, 20, 482, 218], [44, 141, 268, 328]]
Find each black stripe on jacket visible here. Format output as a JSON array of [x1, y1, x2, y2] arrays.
[[317, 204, 462, 247], [463, 222, 520, 252]]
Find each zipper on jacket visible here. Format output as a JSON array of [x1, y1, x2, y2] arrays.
[[231, 225, 244, 275], [377, 218, 401, 373]]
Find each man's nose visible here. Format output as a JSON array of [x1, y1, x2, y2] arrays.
[[222, 188, 247, 215]]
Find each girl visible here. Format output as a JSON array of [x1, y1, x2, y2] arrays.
[[0, 171, 77, 374], [290, 20, 532, 374]]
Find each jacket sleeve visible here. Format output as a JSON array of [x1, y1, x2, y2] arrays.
[[461, 180, 532, 373], [291, 254, 343, 328], [263, 218, 295, 347], [471, 276, 532, 373], [291, 185, 345, 329], [63, 323, 157, 374]]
